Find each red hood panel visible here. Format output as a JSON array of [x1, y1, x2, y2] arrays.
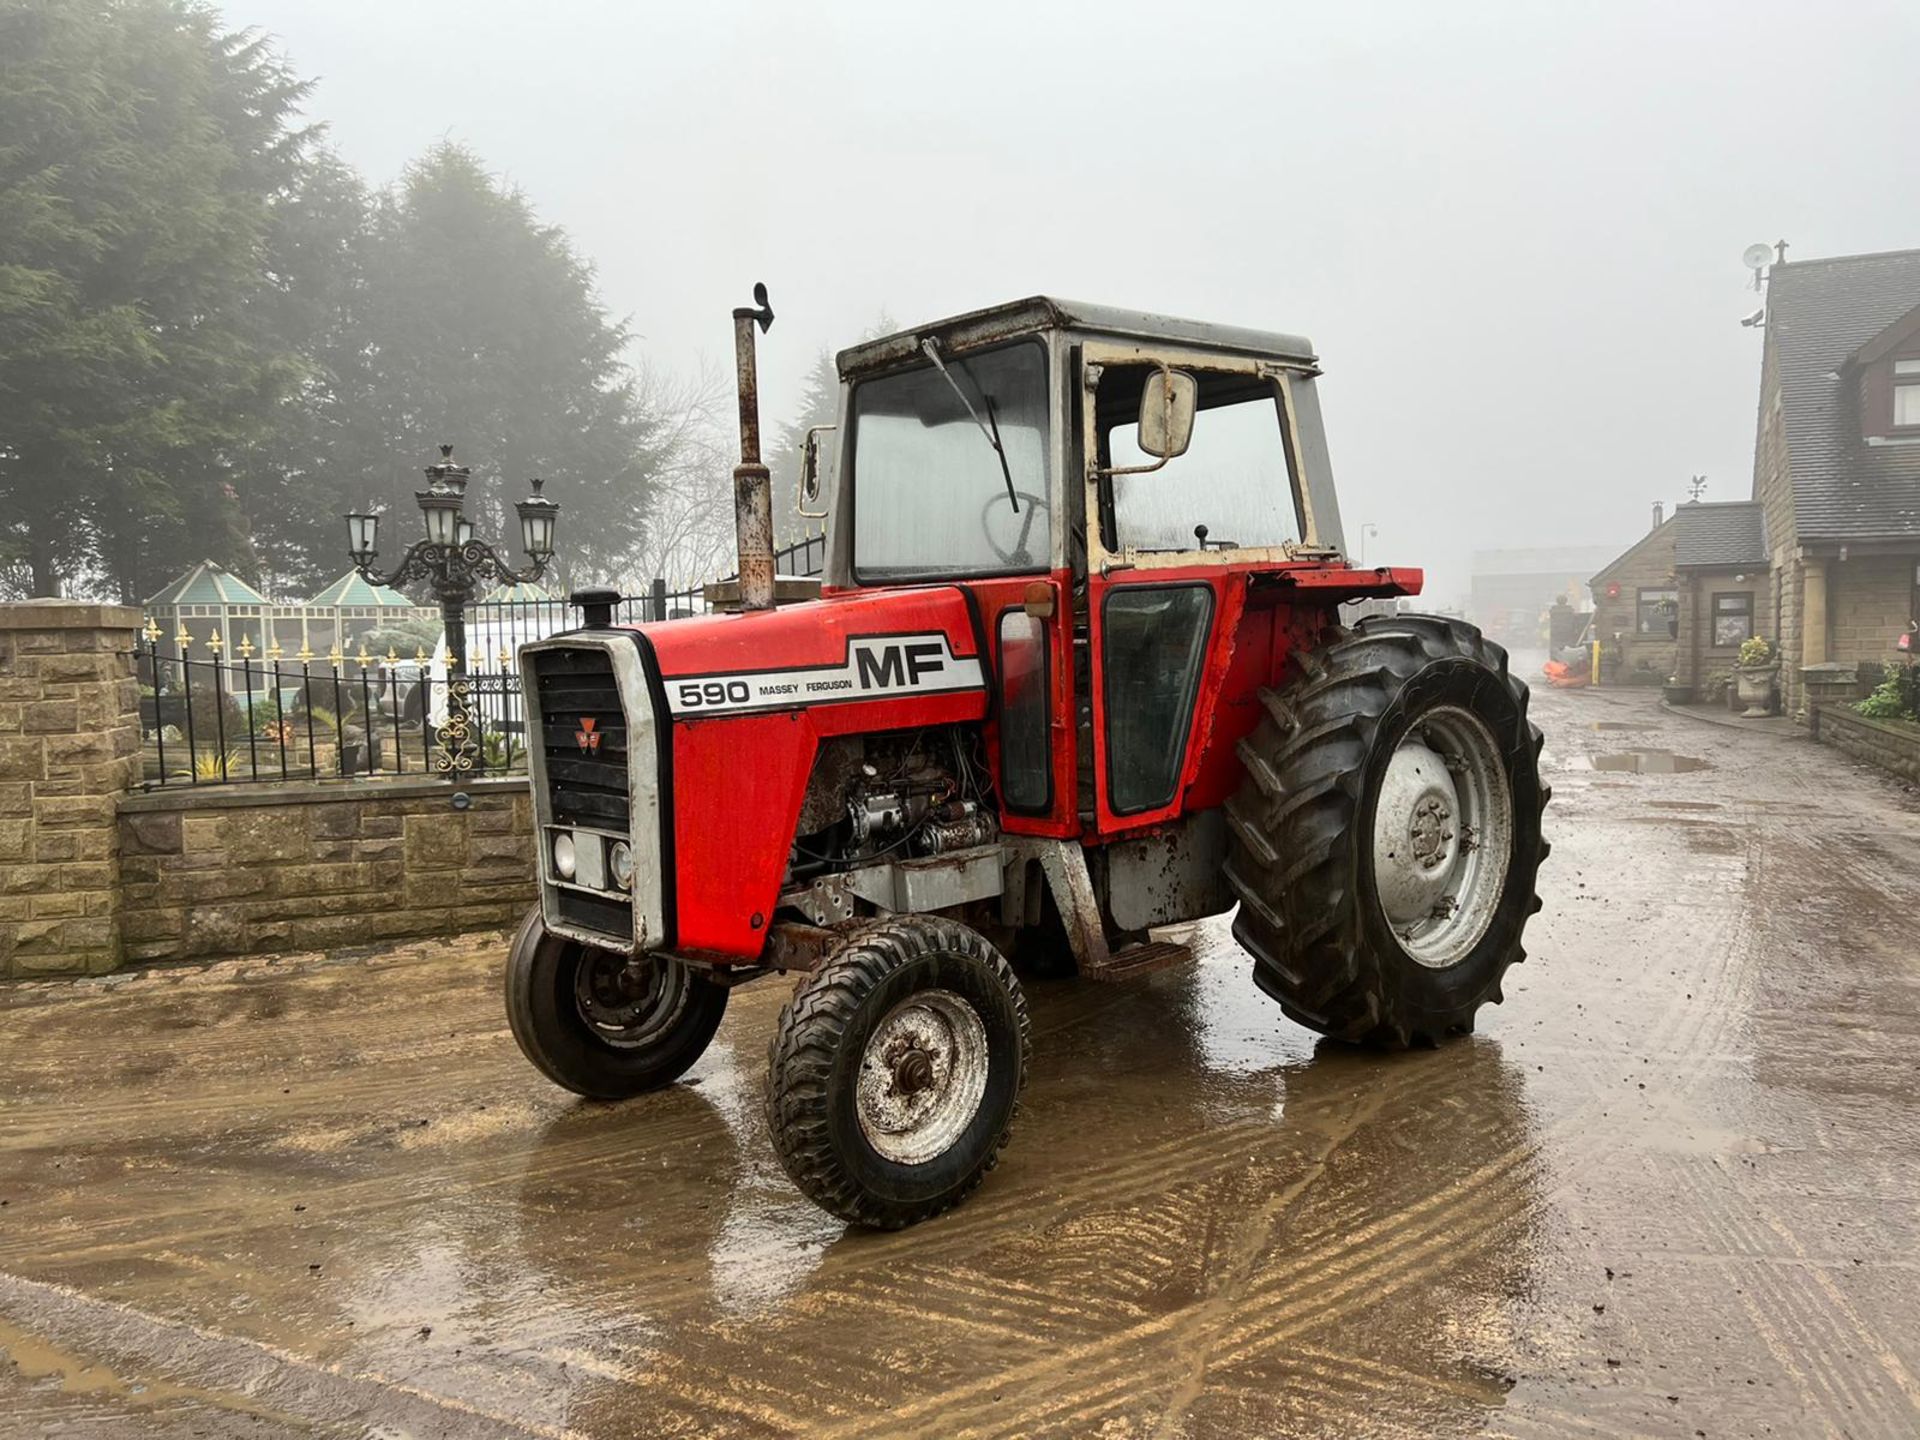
[[634, 587, 986, 718]]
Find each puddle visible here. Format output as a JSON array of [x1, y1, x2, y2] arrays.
[[1591, 722, 1642, 732], [1578, 750, 1711, 774]]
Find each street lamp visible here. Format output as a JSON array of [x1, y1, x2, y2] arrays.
[[344, 444, 559, 779]]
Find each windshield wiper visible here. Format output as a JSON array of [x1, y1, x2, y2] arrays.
[[920, 337, 1019, 513]]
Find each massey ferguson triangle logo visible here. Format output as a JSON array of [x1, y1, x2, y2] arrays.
[[575, 716, 601, 754]]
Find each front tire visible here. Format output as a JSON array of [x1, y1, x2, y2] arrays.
[[504, 905, 729, 1099], [1224, 616, 1548, 1046], [765, 917, 1031, 1229]]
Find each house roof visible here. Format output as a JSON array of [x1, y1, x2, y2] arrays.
[[1673, 501, 1767, 568], [305, 571, 419, 608], [1590, 515, 1676, 587], [144, 560, 271, 609], [1764, 248, 1920, 540]]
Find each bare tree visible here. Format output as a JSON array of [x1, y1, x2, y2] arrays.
[[617, 360, 739, 597]]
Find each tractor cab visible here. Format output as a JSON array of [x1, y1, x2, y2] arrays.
[[800, 299, 1416, 842], [805, 297, 1354, 587]]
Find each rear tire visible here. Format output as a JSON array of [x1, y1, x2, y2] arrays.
[[1224, 615, 1548, 1047], [504, 905, 729, 1099], [765, 916, 1030, 1229]]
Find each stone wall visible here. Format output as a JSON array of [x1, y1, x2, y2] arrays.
[[1812, 703, 1920, 785], [118, 778, 535, 963], [1590, 517, 1677, 685], [1675, 567, 1767, 694], [0, 602, 144, 977], [1828, 553, 1917, 671], [0, 597, 540, 980]]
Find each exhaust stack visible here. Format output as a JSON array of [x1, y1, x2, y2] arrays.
[[732, 282, 776, 612]]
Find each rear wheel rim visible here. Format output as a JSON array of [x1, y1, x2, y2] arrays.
[[572, 948, 692, 1049], [856, 989, 990, 1165], [1371, 705, 1513, 969]]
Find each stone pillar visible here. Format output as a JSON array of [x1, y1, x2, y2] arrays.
[[1802, 558, 1829, 666], [0, 600, 143, 978]]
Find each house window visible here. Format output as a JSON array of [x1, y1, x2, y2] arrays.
[[1711, 592, 1753, 647], [1896, 358, 1920, 428], [1636, 588, 1677, 637]]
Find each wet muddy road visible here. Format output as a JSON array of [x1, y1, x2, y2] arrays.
[[4, 684, 1919, 1438]]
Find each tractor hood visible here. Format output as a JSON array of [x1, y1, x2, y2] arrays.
[[618, 585, 989, 961], [638, 585, 988, 719]]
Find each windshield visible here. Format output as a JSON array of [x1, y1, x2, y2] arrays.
[[851, 342, 1051, 580]]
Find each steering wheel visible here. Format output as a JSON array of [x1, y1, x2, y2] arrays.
[[979, 490, 1048, 568]]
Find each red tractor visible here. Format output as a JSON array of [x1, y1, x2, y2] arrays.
[[506, 290, 1549, 1228]]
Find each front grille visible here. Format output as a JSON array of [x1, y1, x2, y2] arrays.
[[558, 889, 632, 939], [529, 647, 630, 835]]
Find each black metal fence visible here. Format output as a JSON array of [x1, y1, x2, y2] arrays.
[[136, 644, 529, 790], [136, 531, 829, 790]]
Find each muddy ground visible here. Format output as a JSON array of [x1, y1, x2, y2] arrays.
[[2, 682, 1918, 1438]]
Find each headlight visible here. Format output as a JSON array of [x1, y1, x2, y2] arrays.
[[551, 831, 577, 880], [608, 840, 634, 891]]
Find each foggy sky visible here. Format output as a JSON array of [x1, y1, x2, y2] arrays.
[[240, 0, 1920, 604]]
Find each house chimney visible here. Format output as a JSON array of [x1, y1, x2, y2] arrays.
[[1652, 501, 1664, 531]]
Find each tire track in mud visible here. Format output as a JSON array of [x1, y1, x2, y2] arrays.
[[1662, 1158, 1874, 1436], [803, 853, 1759, 1438]]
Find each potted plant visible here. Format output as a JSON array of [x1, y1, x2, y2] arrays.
[[1736, 636, 1778, 717], [1662, 674, 1691, 706]]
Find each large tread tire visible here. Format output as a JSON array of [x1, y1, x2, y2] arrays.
[[504, 904, 729, 1100], [765, 916, 1030, 1229], [1224, 614, 1549, 1047]]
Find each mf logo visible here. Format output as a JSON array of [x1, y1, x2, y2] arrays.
[[854, 640, 946, 690], [575, 716, 601, 754]]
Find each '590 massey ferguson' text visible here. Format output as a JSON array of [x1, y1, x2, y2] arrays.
[[504, 289, 1549, 1228]]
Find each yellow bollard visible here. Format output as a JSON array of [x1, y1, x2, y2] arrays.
[[1591, 640, 1601, 689]]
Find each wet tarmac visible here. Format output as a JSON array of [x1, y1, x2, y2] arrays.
[[3, 682, 1919, 1437]]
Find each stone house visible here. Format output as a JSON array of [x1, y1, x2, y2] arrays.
[[1671, 501, 1770, 697], [1588, 508, 1677, 684], [1753, 247, 1920, 716]]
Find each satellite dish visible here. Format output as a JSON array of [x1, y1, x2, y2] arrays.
[[1742, 243, 1773, 271]]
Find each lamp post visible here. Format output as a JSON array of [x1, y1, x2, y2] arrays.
[[1358, 522, 1380, 565], [345, 445, 559, 779]]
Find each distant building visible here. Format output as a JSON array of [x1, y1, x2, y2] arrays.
[[1468, 546, 1619, 647]]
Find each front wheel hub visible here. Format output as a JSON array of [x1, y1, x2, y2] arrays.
[[856, 989, 989, 1165], [573, 949, 687, 1048]]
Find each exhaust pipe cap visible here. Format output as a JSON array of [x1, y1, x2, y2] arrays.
[[569, 587, 622, 629]]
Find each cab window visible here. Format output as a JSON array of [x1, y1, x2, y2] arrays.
[[1097, 365, 1301, 554], [851, 342, 1051, 580]]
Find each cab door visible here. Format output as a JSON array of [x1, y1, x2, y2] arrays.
[[1078, 341, 1315, 836]]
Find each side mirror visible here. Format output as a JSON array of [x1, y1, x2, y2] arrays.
[[1136, 368, 1197, 460], [798, 424, 835, 518]]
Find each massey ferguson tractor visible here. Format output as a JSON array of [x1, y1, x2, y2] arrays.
[[505, 290, 1548, 1229]]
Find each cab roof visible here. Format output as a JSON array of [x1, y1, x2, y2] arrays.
[[835, 296, 1319, 380]]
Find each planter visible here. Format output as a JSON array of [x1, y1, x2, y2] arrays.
[[1662, 682, 1692, 706], [1736, 664, 1778, 718]]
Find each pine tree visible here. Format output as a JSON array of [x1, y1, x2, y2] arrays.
[[273, 142, 659, 596], [0, 0, 315, 599]]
